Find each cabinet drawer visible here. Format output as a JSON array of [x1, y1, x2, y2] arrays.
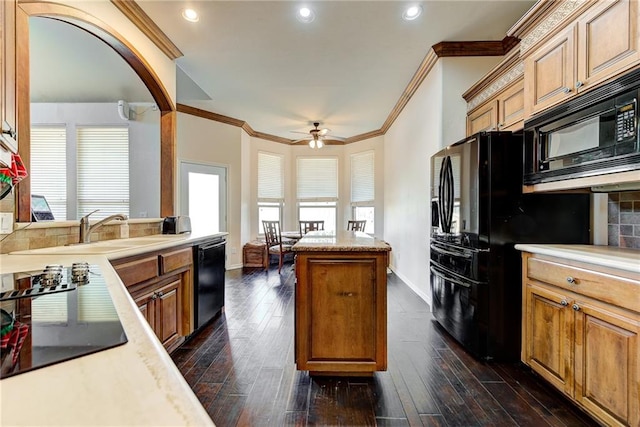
[[160, 247, 192, 275], [114, 256, 159, 287], [527, 257, 640, 313]]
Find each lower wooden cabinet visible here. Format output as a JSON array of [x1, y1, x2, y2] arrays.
[[295, 251, 388, 376], [112, 246, 193, 353], [134, 277, 182, 352], [522, 252, 640, 427]]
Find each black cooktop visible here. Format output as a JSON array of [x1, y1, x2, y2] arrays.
[[0, 264, 128, 379]]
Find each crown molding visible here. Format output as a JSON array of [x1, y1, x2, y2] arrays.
[[110, 0, 183, 60], [432, 36, 519, 57], [177, 104, 293, 145], [462, 47, 522, 102]]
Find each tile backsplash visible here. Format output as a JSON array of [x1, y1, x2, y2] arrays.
[[608, 191, 640, 249]]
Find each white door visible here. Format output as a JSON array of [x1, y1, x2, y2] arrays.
[[179, 161, 227, 234]]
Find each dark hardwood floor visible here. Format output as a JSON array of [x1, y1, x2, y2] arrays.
[[171, 263, 599, 427]]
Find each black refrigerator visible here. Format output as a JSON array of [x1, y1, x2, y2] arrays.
[[429, 131, 590, 361]]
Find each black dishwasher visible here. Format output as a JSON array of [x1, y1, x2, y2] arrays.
[[193, 238, 226, 331]]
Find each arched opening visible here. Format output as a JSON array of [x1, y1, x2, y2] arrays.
[[16, 1, 175, 221]]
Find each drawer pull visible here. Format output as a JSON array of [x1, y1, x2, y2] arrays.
[[572, 304, 580, 311], [566, 276, 577, 284], [560, 300, 568, 307]]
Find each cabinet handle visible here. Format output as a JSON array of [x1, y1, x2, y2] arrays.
[[566, 276, 577, 284], [572, 304, 580, 311], [1, 121, 16, 139], [560, 299, 568, 306], [157, 291, 164, 297], [562, 87, 571, 94], [151, 294, 158, 300], [575, 81, 583, 89]]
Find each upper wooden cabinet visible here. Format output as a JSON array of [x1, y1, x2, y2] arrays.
[[0, 0, 18, 153], [464, 49, 525, 136], [523, 0, 640, 117]]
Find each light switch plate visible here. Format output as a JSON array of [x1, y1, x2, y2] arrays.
[[0, 212, 14, 234]]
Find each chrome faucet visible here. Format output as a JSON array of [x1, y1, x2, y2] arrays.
[[79, 209, 128, 243]]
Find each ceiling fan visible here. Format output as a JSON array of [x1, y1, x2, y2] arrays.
[[291, 122, 345, 149]]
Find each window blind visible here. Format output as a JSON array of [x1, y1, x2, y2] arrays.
[[351, 151, 374, 204], [77, 126, 129, 219], [30, 126, 67, 220], [258, 152, 284, 201], [296, 157, 338, 201]]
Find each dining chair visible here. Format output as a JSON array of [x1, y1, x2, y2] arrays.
[[299, 220, 324, 235], [262, 220, 293, 274], [347, 220, 366, 232]]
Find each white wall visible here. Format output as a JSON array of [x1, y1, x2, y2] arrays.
[[31, 102, 160, 219], [177, 112, 243, 268], [383, 57, 503, 304]]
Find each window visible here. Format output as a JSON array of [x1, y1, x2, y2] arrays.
[[77, 126, 129, 219], [30, 126, 67, 220], [297, 157, 338, 232], [258, 152, 284, 232], [350, 151, 374, 233]]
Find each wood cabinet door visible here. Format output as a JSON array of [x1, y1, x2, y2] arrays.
[[523, 283, 574, 397], [155, 278, 182, 350], [467, 100, 497, 136], [577, 0, 640, 92], [308, 259, 376, 361], [497, 79, 524, 131], [135, 291, 157, 338], [524, 24, 577, 117], [0, 0, 17, 152], [574, 300, 639, 427]]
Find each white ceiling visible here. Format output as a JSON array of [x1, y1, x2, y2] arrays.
[[30, 1, 536, 141]]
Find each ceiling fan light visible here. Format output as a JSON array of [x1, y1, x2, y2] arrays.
[[317, 139, 324, 149], [297, 7, 315, 23], [309, 140, 316, 149], [402, 5, 422, 21]]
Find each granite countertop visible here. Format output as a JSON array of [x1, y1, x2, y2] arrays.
[[514, 244, 640, 274], [0, 242, 217, 425], [292, 230, 391, 252], [10, 231, 228, 259]]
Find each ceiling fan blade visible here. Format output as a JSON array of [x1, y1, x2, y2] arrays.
[[292, 138, 311, 144]]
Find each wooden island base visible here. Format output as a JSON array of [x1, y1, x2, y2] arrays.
[[293, 231, 391, 376]]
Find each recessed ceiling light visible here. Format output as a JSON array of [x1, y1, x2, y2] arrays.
[[297, 6, 315, 23], [182, 8, 199, 23], [402, 5, 422, 21]]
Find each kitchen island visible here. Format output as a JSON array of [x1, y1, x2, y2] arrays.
[[0, 233, 224, 427], [293, 230, 391, 376]]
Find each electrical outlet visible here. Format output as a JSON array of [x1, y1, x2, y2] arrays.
[[0, 213, 14, 234]]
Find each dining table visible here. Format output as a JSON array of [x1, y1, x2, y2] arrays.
[[281, 231, 303, 242]]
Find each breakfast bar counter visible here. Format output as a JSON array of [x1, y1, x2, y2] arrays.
[[292, 230, 391, 376]]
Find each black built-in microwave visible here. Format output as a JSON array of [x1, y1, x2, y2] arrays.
[[524, 68, 640, 185]]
